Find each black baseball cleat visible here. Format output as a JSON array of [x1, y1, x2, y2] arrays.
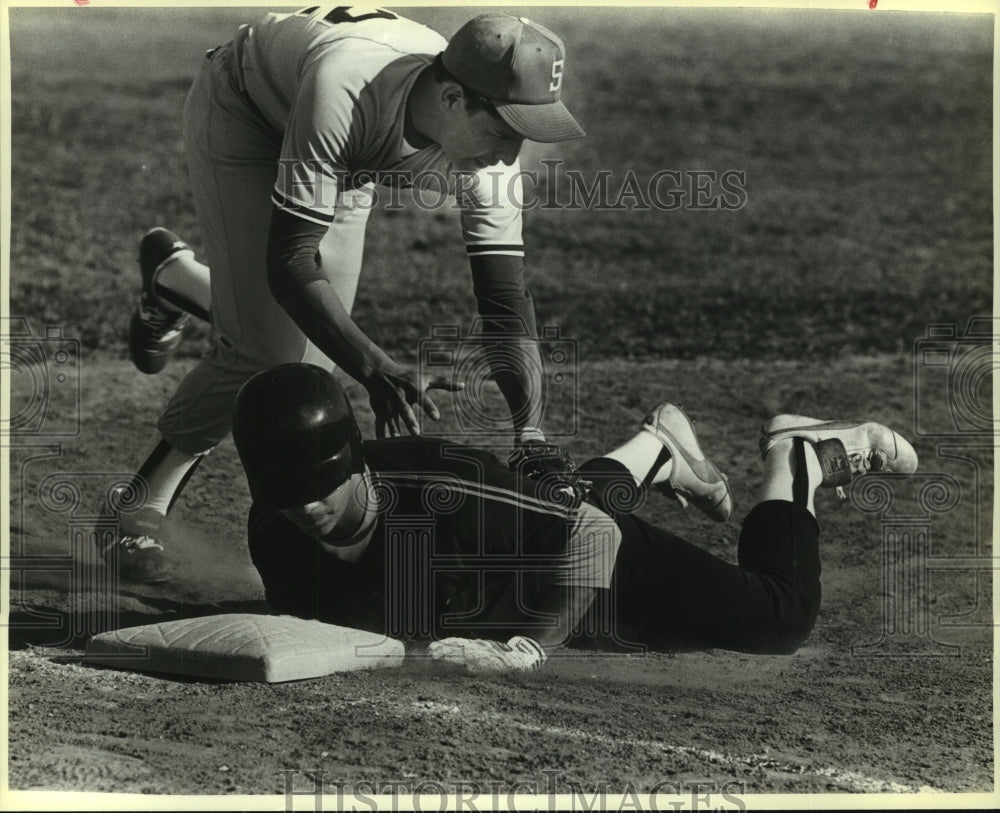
[[129, 227, 192, 375], [97, 486, 170, 584], [106, 533, 170, 585]]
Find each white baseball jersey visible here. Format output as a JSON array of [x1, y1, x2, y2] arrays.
[[234, 5, 524, 259]]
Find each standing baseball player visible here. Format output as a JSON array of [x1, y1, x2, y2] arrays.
[[231, 363, 918, 673], [108, 7, 586, 583]]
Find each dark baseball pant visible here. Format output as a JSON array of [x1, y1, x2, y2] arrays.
[[577, 458, 822, 655]]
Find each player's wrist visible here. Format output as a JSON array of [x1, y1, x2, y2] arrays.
[[364, 354, 405, 382], [515, 427, 546, 445]]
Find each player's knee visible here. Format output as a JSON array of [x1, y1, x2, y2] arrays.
[[762, 599, 819, 654]]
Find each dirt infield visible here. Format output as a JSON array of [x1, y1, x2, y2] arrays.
[[6, 357, 993, 798]]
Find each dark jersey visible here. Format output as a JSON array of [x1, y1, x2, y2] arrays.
[[248, 443, 822, 654], [248, 436, 593, 640]]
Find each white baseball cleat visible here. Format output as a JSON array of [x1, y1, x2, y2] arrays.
[[641, 403, 733, 522], [759, 415, 918, 489]]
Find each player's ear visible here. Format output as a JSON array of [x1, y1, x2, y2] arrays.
[[439, 81, 465, 113]]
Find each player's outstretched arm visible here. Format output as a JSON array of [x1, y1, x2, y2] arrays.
[[426, 585, 599, 674], [267, 207, 463, 437], [428, 499, 617, 674]]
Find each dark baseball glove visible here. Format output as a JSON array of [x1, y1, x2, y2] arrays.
[[508, 441, 592, 510]]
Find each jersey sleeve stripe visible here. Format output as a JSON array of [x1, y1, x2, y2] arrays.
[[376, 472, 578, 520], [271, 192, 336, 226]]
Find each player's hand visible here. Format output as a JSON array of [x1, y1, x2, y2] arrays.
[[427, 636, 547, 674], [365, 362, 464, 439]]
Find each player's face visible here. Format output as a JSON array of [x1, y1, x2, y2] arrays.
[[281, 477, 359, 540], [439, 90, 525, 171]]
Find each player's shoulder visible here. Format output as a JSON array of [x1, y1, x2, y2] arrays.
[[261, 6, 447, 58]]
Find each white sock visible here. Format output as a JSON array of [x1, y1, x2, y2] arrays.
[[129, 434, 205, 521], [154, 250, 212, 321], [759, 438, 823, 517], [605, 430, 673, 487]]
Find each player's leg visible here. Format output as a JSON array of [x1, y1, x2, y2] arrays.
[[106, 45, 299, 581], [149, 181, 371, 458], [579, 443, 820, 654], [111, 54, 377, 583], [130, 182, 371, 365], [575, 452, 805, 653], [111, 208, 370, 583], [153, 45, 306, 490], [578, 409, 917, 654]]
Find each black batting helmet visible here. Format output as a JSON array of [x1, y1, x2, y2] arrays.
[[232, 363, 364, 509]]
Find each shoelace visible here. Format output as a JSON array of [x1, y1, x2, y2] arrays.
[[850, 448, 887, 475], [139, 295, 188, 330], [849, 451, 871, 475], [835, 448, 885, 501], [120, 534, 164, 554]]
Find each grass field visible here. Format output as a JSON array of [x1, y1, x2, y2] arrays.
[[8, 6, 992, 358], [4, 3, 995, 805]]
